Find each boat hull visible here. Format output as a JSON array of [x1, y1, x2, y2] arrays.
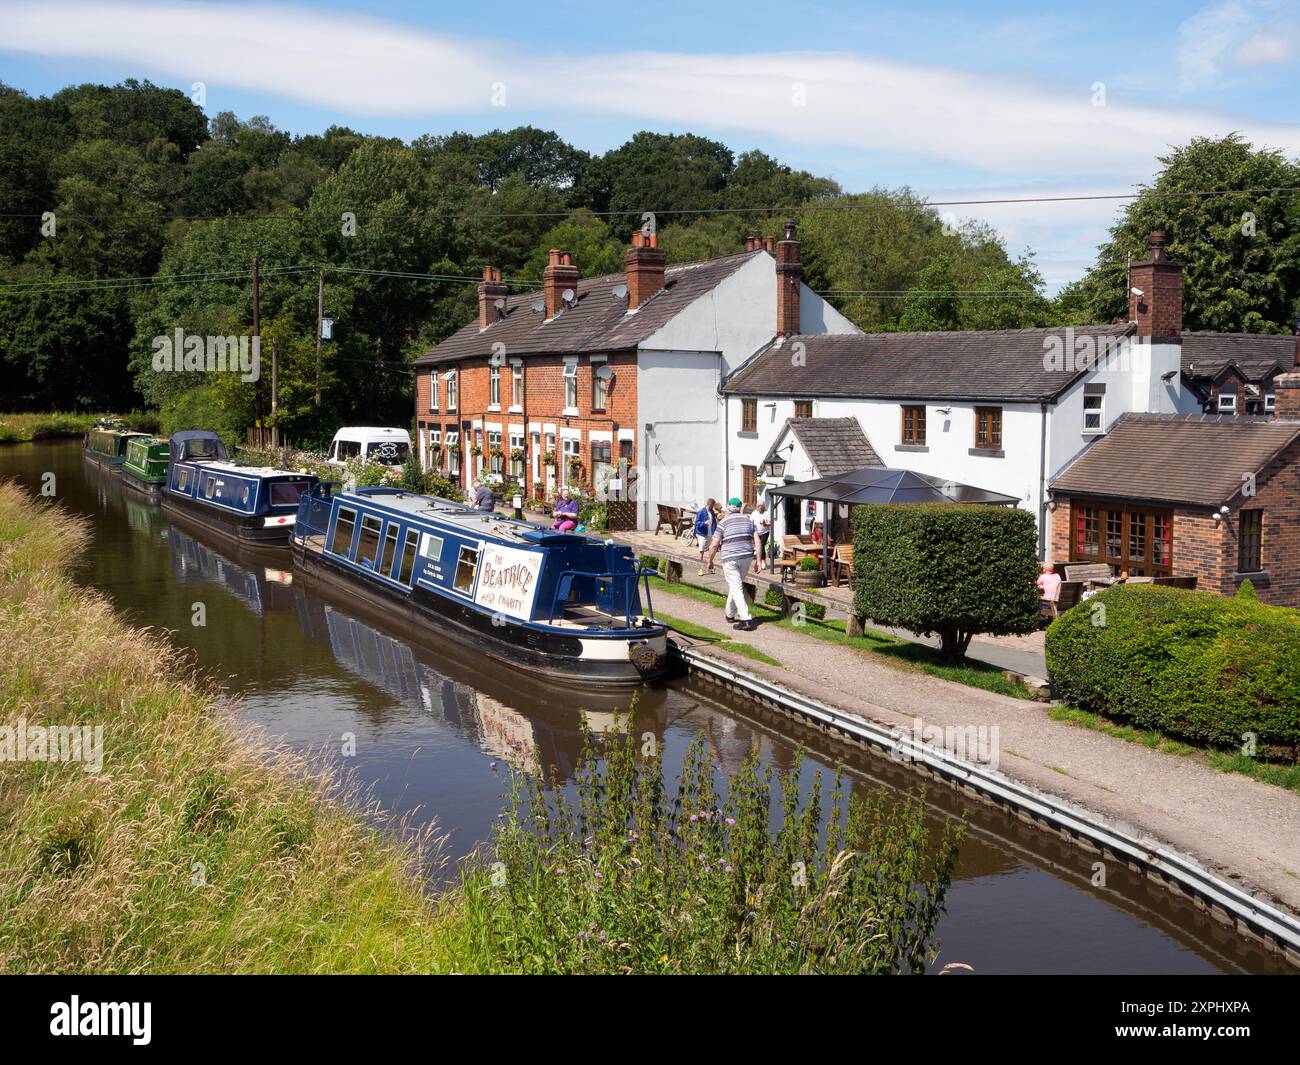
[[120, 467, 164, 498], [292, 537, 669, 687], [162, 490, 296, 548], [82, 448, 124, 470]]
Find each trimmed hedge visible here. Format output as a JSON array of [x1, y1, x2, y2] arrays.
[[1045, 585, 1300, 753], [852, 504, 1040, 659]]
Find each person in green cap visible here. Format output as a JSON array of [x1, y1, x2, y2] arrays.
[[706, 498, 762, 631]]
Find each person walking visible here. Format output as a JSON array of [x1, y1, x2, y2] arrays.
[[707, 498, 762, 631], [693, 497, 718, 575], [749, 501, 771, 569]]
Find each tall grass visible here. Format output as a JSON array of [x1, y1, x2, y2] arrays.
[[0, 483, 963, 974], [0, 483, 455, 973], [0, 411, 160, 444], [443, 724, 963, 974]]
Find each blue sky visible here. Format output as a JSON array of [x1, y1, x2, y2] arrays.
[[3, 0, 1299, 290]]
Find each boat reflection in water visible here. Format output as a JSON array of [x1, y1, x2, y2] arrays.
[[166, 521, 666, 780], [83, 457, 163, 538]]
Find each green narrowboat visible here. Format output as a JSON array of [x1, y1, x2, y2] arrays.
[[84, 423, 149, 471], [121, 435, 171, 496]]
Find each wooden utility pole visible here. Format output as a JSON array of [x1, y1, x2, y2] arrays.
[[315, 269, 324, 407], [271, 337, 280, 448], [252, 255, 262, 439]]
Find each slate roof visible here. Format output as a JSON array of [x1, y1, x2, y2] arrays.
[[1049, 413, 1300, 509], [781, 417, 882, 476], [414, 251, 759, 365], [1182, 332, 1297, 382], [722, 324, 1135, 403]]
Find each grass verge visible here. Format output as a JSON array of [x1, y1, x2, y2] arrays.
[[655, 610, 782, 667], [0, 482, 457, 973], [648, 575, 1031, 699], [0, 411, 160, 445], [1049, 705, 1300, 795]]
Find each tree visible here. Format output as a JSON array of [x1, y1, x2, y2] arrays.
[[852, 504, 1041, 659], [1064, 135, 1300, 333], [899, 256, 960, 331]]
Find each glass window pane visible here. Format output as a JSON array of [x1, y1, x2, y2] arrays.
[[330, 508, 356, 556]]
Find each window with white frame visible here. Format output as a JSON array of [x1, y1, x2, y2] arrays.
[[509, 430, 525, 480], [444, 370, 457, 410], [1265, 393, 1276, 412], [1083, 391, 1104, 434], [487, 429, 503, 473], [1217, 392, 1237, 413], [563, 360, 578, 411], [511, 364, 524, 408], [429, 371, 438, 411], [428, 428, 441, 469], [562, 434, 581, 483], [444, 430, 459, 473], [489, 366, 501, 408]]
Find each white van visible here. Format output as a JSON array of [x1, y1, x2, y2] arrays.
[[325, 427, 412, 468]]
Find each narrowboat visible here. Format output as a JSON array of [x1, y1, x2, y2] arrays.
[[120, 436, 171, 497], [292, 484, 669, 686], [83, 421, 149, 470], [162, 430, 317, 548]]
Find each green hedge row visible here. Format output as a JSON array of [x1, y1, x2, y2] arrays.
[[1045, 585, 1300, 752]]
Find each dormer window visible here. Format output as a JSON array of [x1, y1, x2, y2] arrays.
[[1265, 393, 1276, 412], [1217, 392, 1236, 414]]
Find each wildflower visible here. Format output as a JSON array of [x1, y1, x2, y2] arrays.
[[725, 817, 736, 826], [690, 813, 698, 822]]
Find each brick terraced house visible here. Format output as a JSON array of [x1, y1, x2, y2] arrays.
[[1181, 327, 1300, 416], [1048, 368, 1300, 607], [412, 223, 857, 528]]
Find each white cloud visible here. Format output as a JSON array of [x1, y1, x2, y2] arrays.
[[3, 0, 1299, 182], [1177, 1, 1300, 87], [1233, 28, 1298, 65]]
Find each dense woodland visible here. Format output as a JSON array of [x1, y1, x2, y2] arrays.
[[1, 80, 1297, 448]]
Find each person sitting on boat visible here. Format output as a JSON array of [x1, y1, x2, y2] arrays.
[[471, 479, 495, 512], [551, 488, 580, 531]]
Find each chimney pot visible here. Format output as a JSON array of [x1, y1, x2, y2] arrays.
[[625, 228, 666, 310], [774, 219, 801, 337], [1128, 231, 1182, 340], [478, 263, 509, 328], [542, 249, 579, 320]]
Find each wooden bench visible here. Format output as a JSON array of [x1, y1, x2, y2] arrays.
[[1041, 580, 1084, 622], [1063, 563, 1115, 584], [1154, 575, 1197, 589], [654, 504, 690, 536]]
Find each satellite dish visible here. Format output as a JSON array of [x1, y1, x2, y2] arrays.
[[561, 288, 575, 305], [531, 299, 545, 314], [595, 364, 613, 381], [493, 298, 505, 310], [611, 284, 628, 301]]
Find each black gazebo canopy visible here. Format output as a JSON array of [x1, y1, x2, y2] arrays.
[[767, 467, 1020, 507], [765, 467, 1020, 578]]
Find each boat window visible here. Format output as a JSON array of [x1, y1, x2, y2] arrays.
[[420, 534, 444, 560], [241, 484, 251, 506], [452, 545, 478, 594], [380, 524, 400, 577], [203, 476, 217, 499], [270, 481, 309, 507], [176, 468, 191, 491], [398, 530, 419, 584], [356, 514, 383, 568], [330, 507, 356, 556]]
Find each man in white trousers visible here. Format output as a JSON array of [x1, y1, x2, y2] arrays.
[[707, 498, 763, 631]]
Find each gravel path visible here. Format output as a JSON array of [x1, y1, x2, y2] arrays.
[[657, 586, 1300, 914]]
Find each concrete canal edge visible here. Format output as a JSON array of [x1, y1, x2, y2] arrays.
[[670, 640, 1300, 969]]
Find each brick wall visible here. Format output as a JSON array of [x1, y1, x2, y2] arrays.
[[1127, 231, 1183, 342], [416, 352, 638, 499], [1049, 438, 1300, 608]]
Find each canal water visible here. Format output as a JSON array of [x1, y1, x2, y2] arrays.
[[2, 440, 1289, 973]]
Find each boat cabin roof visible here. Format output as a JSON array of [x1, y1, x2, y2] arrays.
[[185, 459, 314, 479], [341, 487, 595, 547]]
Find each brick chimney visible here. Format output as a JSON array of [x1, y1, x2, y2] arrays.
[[625, 229, 666, 310], [1128, 231, 1183, 340], [543, 249, 579, 320], [775, 218, 801, 337], [478, 265, 508, 329], [1275, 316, 1300, 423], [745, 235, 763, 252]]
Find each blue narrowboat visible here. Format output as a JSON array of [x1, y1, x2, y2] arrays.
[[292, 484, 669, 686], [161, 431, 317, 548]]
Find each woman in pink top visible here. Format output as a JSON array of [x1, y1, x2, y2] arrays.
[[1036, 562, 1062, 602]]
